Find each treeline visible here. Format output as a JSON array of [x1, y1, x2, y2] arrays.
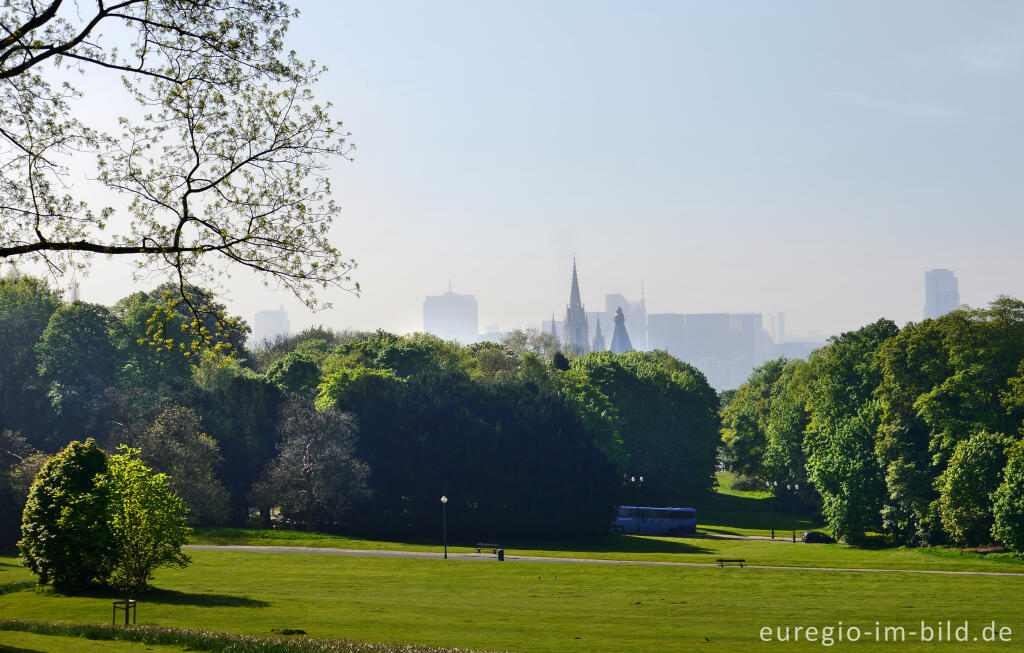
[[0, 274, 720, 544], [721, 298, 1024, 549]]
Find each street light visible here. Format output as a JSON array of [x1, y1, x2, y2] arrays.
[[630, 475, 645, 533], [786, 484, 800, 543], [765, 481, 778, 539], [440, 495, 448, 559]]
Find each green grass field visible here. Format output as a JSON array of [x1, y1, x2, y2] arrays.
[[3, 546, 1024, 653], [5, 481, 1024, 652]]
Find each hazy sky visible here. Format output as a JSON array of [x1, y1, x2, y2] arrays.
[[33, 1, 1024, 340]]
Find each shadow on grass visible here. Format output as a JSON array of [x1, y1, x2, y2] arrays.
[[44, 585, 269, 608], [0, 582, 34, 596], [142, 588, 270, 608], [0, 645, 44, 652], [501, 534, 712, 556]]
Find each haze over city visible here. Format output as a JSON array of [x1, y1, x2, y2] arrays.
[[15, 1, 1024, 340]]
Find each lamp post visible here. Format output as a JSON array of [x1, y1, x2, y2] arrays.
[[765, 481, 777, 539], [787, 484, 800, 543], [440, 495, 448, 559], [630, 475, 645, 533]]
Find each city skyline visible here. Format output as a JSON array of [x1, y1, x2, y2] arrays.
[[9, 1, 1024, 341]]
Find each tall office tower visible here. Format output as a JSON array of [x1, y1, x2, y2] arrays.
[[609, 307, 634, 354], [423, 283, 479, 344], [564, 260, 590, 354], [924, 269, 960, 319], [253, 307, 290, 346], [592, 315, 606, 352], [682, 313, 762, 390], [647, 313, 685, 358]]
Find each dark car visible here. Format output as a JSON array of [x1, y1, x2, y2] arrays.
[[802, 531, 836, 544]]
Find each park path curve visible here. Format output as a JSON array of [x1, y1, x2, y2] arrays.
[[183, 544, 1024, 578]]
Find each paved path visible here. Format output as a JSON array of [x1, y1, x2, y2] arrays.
[[183, 544, 1024, 578]]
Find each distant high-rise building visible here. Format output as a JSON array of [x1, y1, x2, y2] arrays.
[[253, 307, 290, 346], [924, 269, 960, 320], [564, 260, 590, 354], [609, 307, 634, 354], [682, 313, 762, 390], [647, 313, 684, 358], [423, 283, 479, 344], [592, 314, 606, 352]]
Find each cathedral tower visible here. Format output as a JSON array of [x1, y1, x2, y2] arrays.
[[609, 307, 634, 354], [564, 259, 590, 354]]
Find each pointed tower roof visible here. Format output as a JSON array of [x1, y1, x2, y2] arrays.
[[550, 312, 559, 346], [609, 307, 634, 354], [569, 258, 583, 310], [592, 314, 605, 352]]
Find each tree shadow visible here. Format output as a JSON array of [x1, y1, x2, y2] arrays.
[[142, 588, 269, 608], [42, 585, 268, 608], [0, 581, 35, 596], [0, 645, 45, 652], [501, 534, 712, 556]]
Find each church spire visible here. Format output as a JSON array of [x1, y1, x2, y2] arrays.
[[592, 314, 605, 352], [565, 258, 589, 354], [550, 312, 559, 346]]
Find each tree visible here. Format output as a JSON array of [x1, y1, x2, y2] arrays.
[[720, 359, 788, 482], [135, 406, 230, 526], [937, 431, 1011, 546], [991, 441, 1024, 552], [1, 1, 357, 352], [251, 399, 368, 532], [501, 328, 560, 362], [35, 302, 119, 416], [19, 439, 113, 587], [98, 447, 190, 600], [266, 352, 321, 396], [0, 275, 61, 440]]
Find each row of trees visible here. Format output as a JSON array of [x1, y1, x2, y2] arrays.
[[1, 273, 721, 545], [721, 298, 1024, 549]]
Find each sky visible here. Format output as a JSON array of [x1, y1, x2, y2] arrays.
[[21, 1, 1024, 341]]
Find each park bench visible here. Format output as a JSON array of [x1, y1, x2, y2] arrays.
[[716, 558, 746, 568], [476, 542, 501, 554]]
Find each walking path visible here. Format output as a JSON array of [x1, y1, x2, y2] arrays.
[[183, 544, 1024, 578]]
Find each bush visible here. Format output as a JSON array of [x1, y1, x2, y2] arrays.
[[992, 441, 1024, 552], [937, 431, 1012, 546], [18, 439, 113, 586]]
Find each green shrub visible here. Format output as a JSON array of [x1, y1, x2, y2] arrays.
[[17, 439, 113, 586], [937, 431, 1012, 546], [992, 441, 1024, 552]]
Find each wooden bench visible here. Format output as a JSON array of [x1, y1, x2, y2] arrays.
[[476, 542, 501, 554], [717, 558, 746, 568]]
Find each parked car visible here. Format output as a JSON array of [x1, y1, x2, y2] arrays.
[[801, 531, 836, 544]]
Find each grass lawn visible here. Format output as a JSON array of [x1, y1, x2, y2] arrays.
[[3, 549, 1024, 653], [188, 527, 1024, 573], [0, 628, 193, 652]]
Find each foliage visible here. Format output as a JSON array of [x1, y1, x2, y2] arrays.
[[501, 328, 560, 362], [18, 439, 112, 586], [568, 350, 720, 503], [251, 400, 368, 532], [319, 362, 618, 540], [97, 448, 190, 599], [0, 0, 358, 349], [267, 352, 322, 395], [804, 319, 898, 542], [991, 441, 1024, 552], [135, 406, 230, 526], [35, 302, 119, 416], [720, 359, 788, 481], [937, 431, 1012, 546], [0, 275, 61, 440]]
